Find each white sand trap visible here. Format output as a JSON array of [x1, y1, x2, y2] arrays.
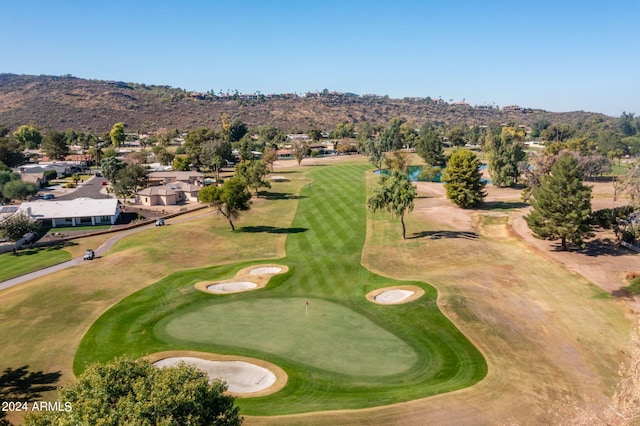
[[206, 281, 257, 293], [366, 285, 425, 305], [154, 357, 276, 394], [270, 175, 286, 182], [250, 267, 282, 275], [375, 289, 415, 304]]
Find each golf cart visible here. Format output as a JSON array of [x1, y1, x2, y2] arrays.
[[83, 249, 95, 260]]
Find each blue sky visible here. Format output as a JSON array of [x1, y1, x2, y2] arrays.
[[2, 0, 639, 116]]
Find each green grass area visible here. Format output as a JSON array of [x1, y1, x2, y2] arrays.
[[0, 246, 72, 281], [75, 164, 487, 415]]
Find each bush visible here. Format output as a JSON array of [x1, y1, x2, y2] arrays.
[[623, 277, 640, 295], [65, 182, 75, 188], [43, 169, 58, 182]]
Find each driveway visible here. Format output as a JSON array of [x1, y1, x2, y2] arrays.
[[54, 175, 111, 200]]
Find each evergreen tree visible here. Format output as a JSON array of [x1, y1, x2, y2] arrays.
[[416, 124, 444, 166], [442, 149, 486, 208], [485, 126, 526, 187], [525, 154, 593, 250], [41, 130, 70, 161]]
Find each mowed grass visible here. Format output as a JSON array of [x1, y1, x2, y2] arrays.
[[75, 163, 487, 415], [160, 297, 417, 376], [0, 246, 72, 282], [0, 172, 304, 399]]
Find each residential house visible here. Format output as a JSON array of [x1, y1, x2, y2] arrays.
[[146, 171, 204, 186], [135, 182, 201, 206], [17, 198, 120, 228]]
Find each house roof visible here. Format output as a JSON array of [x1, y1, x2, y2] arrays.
[[137, 186, 177, 197], [136, 182, 201, 197], [147, 171, 204, 180], [17, 198, 119, 220]]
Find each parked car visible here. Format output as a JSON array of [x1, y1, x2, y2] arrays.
[[40, 194, 55, 200], [101, 181, 108, 186], [83, 249, 95, 260]]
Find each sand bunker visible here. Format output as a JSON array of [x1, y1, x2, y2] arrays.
[[375, 289, 415, 303], [206, 282, 257, 293], [148, 351, 287, 397], [154, 357, 275, 394], [366, 285, 425, 305], [195, 264, 288, 294], [250, 267, 282, 275], [270, 175, 286, 182]]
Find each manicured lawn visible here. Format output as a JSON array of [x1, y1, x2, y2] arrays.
[[0, 246, 72, 282], [75, 164, 487, 415]]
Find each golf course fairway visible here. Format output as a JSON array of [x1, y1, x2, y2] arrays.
[[75, 163, 487, 415]]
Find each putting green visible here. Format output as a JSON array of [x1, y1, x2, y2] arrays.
[[158, 298, 417, 376]]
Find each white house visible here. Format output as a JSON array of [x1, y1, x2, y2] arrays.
[[17, 198, 120, 228]]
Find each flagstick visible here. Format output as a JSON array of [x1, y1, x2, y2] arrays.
[[305, 301, 308, 318]]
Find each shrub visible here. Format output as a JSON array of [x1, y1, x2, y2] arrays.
[[623, 277, 640, 295]]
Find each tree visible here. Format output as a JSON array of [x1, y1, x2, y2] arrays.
[[100, 156, 126, 183], [378, 117, 405, 150], [442, 149, 486, 208], [619, 160, 640, 206], [446, 125, 467, 147], [358, 137, 386, 171], [525, 154, 593, 250], [0, 137, 24, 167], [109, 122, 126, 147], [200, 139, 233, 179], [41, 130, 70, 160], [385, 150, 410, 172], [198, 177, 252, 231], [368, 170, 417, 239], [617, 111, 637, 137], [13, 125, 42, 149], [485, 126, 526, 187], [172, 156, 191, 171], [292, 141, 309, 166], [2, 180, 38, 201], [0, 212, 41, 242], [23, 356, 242, 426], [112, 164, 147, 200], [330, 121, 355, 139], [263, 146, 277, 172], [307, 128, 322, 142], [235, 160, 271, 196], [416, 124, 444, 166]]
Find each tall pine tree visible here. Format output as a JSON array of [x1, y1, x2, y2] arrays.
[[442, 149, 486, 208], [525, 154, 593, 250]]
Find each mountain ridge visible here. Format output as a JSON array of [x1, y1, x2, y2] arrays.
[[0, 73, 613, 134]]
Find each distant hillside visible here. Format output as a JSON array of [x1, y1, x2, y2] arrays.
[[0, 73, 613, 134]]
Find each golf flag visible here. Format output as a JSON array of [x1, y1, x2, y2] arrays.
[[305, 300, 308, 317]]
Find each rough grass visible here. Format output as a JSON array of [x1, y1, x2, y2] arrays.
[[0, 171, 304, 396], [74, 163, 487, 415], [0, 246, 72, 281]]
